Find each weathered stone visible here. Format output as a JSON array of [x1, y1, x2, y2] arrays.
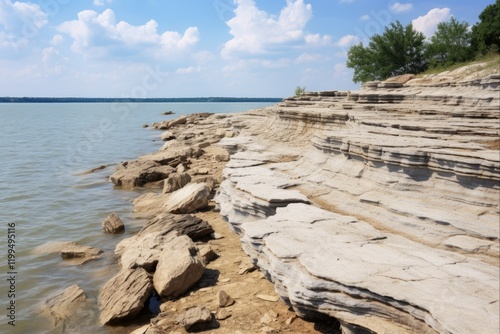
[[102, 212, 125, 234], [161, 130, 175, 141], [116, 214, 213, 271], [214, 64, 500, 334], [217, 290, 235, 307], [177, 306, 213, 331], [216, 308, 231, 320], [60, 242, 103, 265], [44, 285, 87, 328], [163, 173, 191, 193], [153, 235, 205, 298], [98, 268, 154, 325], [162, 182, 211, 214], [197, 244, 216, 266]]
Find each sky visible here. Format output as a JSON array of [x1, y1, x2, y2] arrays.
[[0, 0, 495, 98]]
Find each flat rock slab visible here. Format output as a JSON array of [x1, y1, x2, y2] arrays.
[[44, 285, 87, 328], [59, 242, 103, 265], [98, 268, 154, 325]]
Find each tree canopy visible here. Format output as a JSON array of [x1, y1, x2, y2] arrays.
[[472, 0, 500, 53], [346, 1, 500, 83], [426, 17, 474, 67], [346, 21, 426, 83]]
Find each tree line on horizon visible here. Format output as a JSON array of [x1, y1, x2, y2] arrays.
[[346, 0, 500, 83]]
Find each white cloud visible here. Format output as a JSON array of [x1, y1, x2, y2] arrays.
[[336, 34, 359, 48], [296, 53, 327, 63], [0, 0, 48, 49], [360, 14, 370, 21], [93, 0, 112, 6], [58, 9, 199, 57], [412, 8, 451, 38], [390, 2, 413, 14], [50, 34, 64, 46], [176, 66, 200, 74], [222, 0, 325, 58], [42, 46, 68, 75], [305, 33, 332, 45]]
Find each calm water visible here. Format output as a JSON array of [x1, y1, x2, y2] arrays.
[[0, 102, 273, 333]]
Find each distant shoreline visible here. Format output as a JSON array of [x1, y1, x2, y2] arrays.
[[0, 97, 283, 103]]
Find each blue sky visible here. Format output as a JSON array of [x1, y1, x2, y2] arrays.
[[0, 0, 494, 97]]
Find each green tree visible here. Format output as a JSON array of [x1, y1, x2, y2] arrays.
[[346, 21, 427, 83], [472, 0, 500, 54], [426, 17, 474, 67], [294, 86, 306, 96]]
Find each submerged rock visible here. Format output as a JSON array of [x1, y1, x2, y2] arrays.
[[102, 212, 125, 234]]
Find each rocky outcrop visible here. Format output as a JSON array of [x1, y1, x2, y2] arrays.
[[215, 67, 500, 333]]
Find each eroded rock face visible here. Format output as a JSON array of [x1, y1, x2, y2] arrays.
[[215, 70, 500, 334], [163, 173, 192, 193], [153, 235, 205, 298], [59, 242, 103, 265], [98, 268, 154, 325]]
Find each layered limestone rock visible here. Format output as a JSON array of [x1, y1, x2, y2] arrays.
[[216, 68, 500, 333]]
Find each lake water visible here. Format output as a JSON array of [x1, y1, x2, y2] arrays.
[[0, 102, 274, 333]]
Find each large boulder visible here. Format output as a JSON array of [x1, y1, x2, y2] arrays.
[[153, 235, 205, 298], [110, 160, 174, 189], [98, 268, 154, 325], [162, 182, 211, 214]]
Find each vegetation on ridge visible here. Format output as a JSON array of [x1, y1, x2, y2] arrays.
[[347, 0, 500, 83]]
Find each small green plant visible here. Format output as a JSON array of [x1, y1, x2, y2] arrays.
[[294, 86, 306, 96]]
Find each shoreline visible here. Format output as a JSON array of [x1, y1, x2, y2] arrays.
[[39, 61, 499, 333]]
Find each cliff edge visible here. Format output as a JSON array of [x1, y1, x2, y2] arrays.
[[215, 61, 500, 333]]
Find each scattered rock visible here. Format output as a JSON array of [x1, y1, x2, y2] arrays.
[[161, 130, 175, 141], [162, 182, 211, 214], [98, 268, 154, 325], [217, 290, 235, 308], [60, 242, 103, 265], [163, 173, 191, 193], [116, 214, 212, 271], [162, 111, 175, 115], [216, 308, 231, 320], [210, 232, 224, 240], [153, 235, 205, 298], [177, 306, 213, 332], [102, 212, 125, 234], [197, 244, 216, 266], [256, 294, 280, 302], [286, 315, 297, 325], [260, 313, 273, 324]]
